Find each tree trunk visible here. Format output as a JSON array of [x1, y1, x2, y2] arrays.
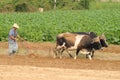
[[54, 0, 56, 9]]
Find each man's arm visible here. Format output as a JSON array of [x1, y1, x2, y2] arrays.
[[9, 35, 16, 41]]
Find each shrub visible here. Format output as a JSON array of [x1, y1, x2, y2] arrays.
[[77, 0, 90, 9], [15, 3, 29, 12]]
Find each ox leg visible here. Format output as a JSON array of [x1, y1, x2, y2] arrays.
[[68, 53, 73, 58], [86, 50, 94, 59], [53, 48, 58, 58], [86, 54, 92, 60], [74, 49, 80, 60], [86, 49, 93, 59], [87, 52, 92, 60], [74, 53, 77, 60], [85, 50, 92, 60], [86, 54, 89, 58], [66, 50, 73, 58], [59, 48, 65, 59], [91, 50, 94, 58], [54, 45, 65, 59], [88, 54, 92, 60], [86, 54, 88, 58]]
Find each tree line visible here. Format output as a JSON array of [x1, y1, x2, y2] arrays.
[[0, 0, 91, 12]]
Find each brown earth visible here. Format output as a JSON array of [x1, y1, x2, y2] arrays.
[[0, 42, 120, 80], [0, 41, 120, 53]]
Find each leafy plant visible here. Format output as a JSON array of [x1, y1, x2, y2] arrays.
[[0, 9, 120, 44]]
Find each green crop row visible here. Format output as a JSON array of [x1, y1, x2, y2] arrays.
[[0, 9, 120, 44]]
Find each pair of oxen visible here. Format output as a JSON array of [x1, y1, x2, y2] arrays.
[[53, 32, 108, 60]]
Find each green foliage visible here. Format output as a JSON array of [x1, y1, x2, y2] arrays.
[[90, 1, 120, 10], [0, 9, 120, 44], [78, 0, 90, 9], [15, 3, 28, 12], [0, 0, 93, 12]]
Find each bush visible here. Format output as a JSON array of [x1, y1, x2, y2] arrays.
[[77, 0, 90, 9], [0, 3, 14, 12], [15, 3, 29, 12]]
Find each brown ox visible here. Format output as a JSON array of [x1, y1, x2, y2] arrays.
[[54, 32, 108, 60]]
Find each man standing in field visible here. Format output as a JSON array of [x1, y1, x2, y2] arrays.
[[8, 23, 19, 56]]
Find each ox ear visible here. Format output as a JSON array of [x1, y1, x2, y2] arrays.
[[100, 33, 106, 39]]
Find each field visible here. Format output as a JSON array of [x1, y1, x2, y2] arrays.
[[0, 9, 120, 44], [0, 2, 120, 79], [0, 42, 120, 80]]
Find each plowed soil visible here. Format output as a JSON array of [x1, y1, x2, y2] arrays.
[[0, 42, 120, 80]]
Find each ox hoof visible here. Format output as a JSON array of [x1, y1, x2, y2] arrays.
[[53, 54, 57, 58], [53, 56, 56, 59], [88, 55, 92, 60], [60, 56, 62, 59], [74, 57, 76, 60]]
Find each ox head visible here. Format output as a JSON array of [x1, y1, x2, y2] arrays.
[[91, 34, 108, 50], [92, 36, 102, 50], [99, 34, 108, 48]]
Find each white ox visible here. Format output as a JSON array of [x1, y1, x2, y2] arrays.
[[54, 32, 108, 60]]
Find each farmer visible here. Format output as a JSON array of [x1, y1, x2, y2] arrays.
[[8, 23, 19, 56]]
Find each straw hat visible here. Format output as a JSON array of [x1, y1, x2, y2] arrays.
[[13, 23, 19, 29]]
